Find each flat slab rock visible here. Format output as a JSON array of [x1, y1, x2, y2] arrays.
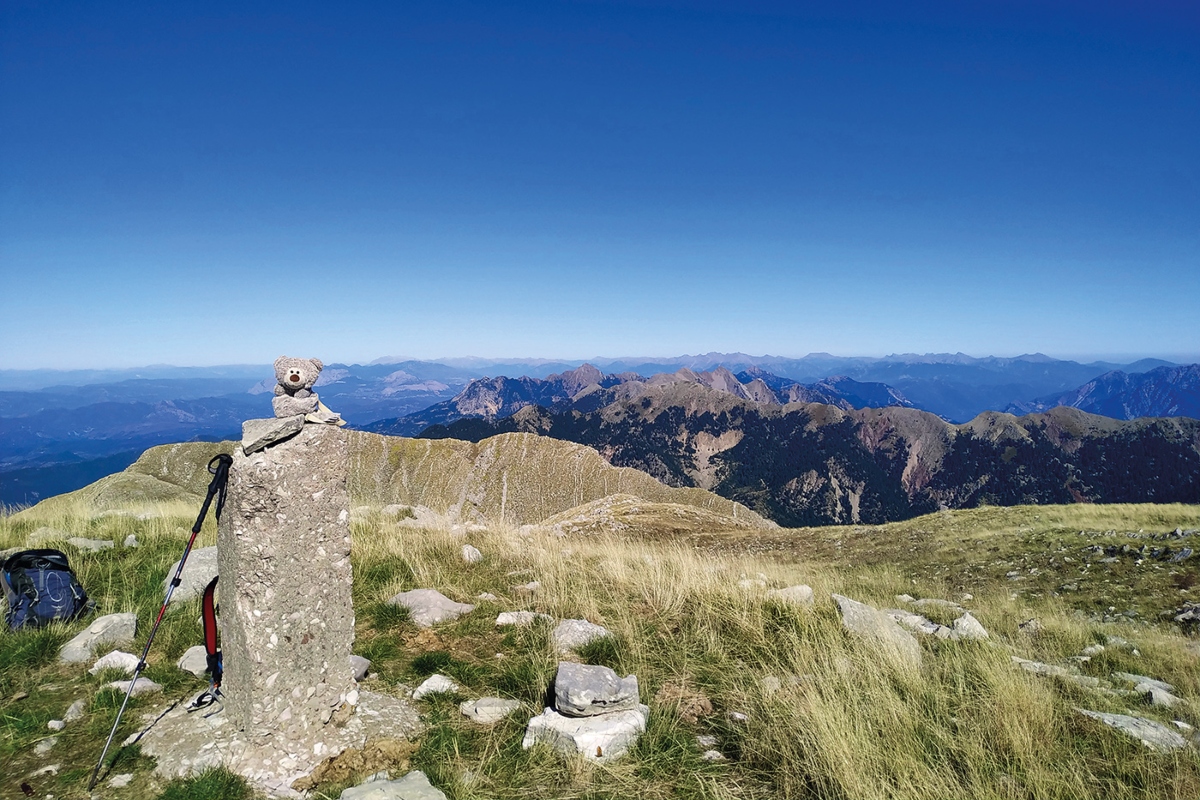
[[831, 594, 921, 668], [554, 662, 640, 717], [496, 611, 554, 627], [551, 619, 612, 653], [242, 415, 305, 455], [460, 697, 522, 724], [59, 612, 137, 663], [177, 645, 209, 676], [387, 589, 475, 627], [340, 769, 447, 800], [139, 689, 422, 798], [1077, 709, 1190, 751], [90, 650, 140, 675], [523, 705, 650, 762], [68, 537, 114, 552]]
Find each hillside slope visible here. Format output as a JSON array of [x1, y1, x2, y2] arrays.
[[18, 432, 771, 531], [1010, 364, 1200, 420]]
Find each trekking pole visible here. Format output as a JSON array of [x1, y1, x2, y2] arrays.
[[87, 453, 233, 792]]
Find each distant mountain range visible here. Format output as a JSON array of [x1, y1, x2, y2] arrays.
[[412, 379, 1200, 526], [1008, 365, 1200, 420], [2, 352, 1197, 507]]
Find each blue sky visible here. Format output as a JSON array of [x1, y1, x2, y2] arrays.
[[2, 1, 1197, 368]]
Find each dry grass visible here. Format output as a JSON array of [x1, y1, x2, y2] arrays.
[[2, 502, 1199, 800]]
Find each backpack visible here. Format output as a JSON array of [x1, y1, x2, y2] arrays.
[[2, 549, 93, 630]]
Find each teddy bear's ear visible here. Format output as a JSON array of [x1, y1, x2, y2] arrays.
[[311, 359, 324, 372], [274, 355, 287, 371]]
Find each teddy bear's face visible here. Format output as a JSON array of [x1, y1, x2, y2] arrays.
[[274, 356, 324, 393]]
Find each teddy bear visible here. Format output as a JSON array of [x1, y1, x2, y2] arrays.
[[271, 356, 346, 425]]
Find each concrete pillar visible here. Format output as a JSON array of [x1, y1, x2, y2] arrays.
[[218, 423, 355, 740]]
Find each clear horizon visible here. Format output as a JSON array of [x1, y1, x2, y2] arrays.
[[3, 2, 1197, 370]]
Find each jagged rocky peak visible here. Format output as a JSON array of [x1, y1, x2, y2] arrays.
[[549, 363, 606, 397]]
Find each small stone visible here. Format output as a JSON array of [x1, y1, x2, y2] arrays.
[[63, 699, 86, 722], [522, 705, 649, 762], [697, 734, 719, 747], [123, 535, 139, 548], [67, 537, 114, 552], [350, 654, 371, 682], [912, 598, 965, 614], [107, 678, 162, 697], [35, 737, 58, 755], [241, 415, 305, 454], [1113, 672, 1175, 693], [386, 589, 475, 627], [89, 650, 140, 675], [895, 594, 916, 604], [728, 711, 749, 723], [1081, 644, 1105, 657], [950, 612, 989, 640], [737, 578, 767, 590], [461, 544, 483, 564], [554, 662, 640, 717], [477, 592, 499, 601], [761, 676, 783, 694], [60, 612, 138, 663], [496, 611, 553, 627], [177, 645, 208, 676], [47, 720, 65, 731], [765, 585, 815, 605], [107, 773, 134, 788], [515, 580, 541, 593], [701, 749, 727, 761], [1144, 687, 1182, 707], [460, 697, 522, 724], [11, 691, 28, 701], [1018, 618, 1043, 635], [412, 674, 459, 700], [551, 619, 613, 653]]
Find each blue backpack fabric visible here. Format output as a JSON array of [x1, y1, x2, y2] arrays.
[[2, 549, 92, 630]]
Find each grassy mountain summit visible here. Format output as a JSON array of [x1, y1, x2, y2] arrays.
[[2, 457, 1198, 798]]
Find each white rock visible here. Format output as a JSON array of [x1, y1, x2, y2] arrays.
[[1143, 686, 1183, 708], [496, 611, 554, 627], [68, 537, 114, 552], [552, 619, 613, 653], [831, 594, 922, 668], [89, 650, 140, 675], [386, 589, 475, 627], [701, 749, 726, 761], [885, 609, 947, 637], [177, 645, 209, 676], [350, 654, 371, 682], [59, 613, 137, 663], [761, 676, 782, 694], [1113, 672, 1174, 693], [123, 535, 140, 548], [697, 734, 719, 747], [35, 736, 58, 755], [108, 773, 134, 788], [461, 545, 483, 564], [522, 704, 650, 762], [63, 699, 86, 722], [950, 612, 989, 640], [460, 697, 522, 724], [554, 662, 640, 717], [1077, 709, 1189, 751], [339, 769, 448, 800], [162, 546, 218, 604], [412, 674, 459, 700], [47, 720, 65, 731], [477, 592, 499, 601], [1081, 644, 1105, 657], [766, 585, 815, 605], [737, 578, 767, 590], [515, 580, 541, 593], [108, 678, 163, 697]]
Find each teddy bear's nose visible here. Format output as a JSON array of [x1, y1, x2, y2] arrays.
[[290, 373, 301, 383]]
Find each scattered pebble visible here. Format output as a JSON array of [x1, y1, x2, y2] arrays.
[[108, 773, 134, 788], [47, 720, 65, 731]]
